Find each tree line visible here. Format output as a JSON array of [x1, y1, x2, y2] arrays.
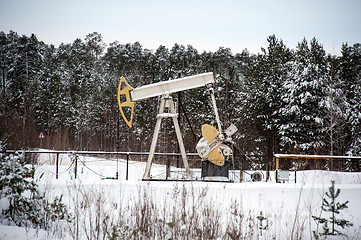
[[0, 31, 360, 169]]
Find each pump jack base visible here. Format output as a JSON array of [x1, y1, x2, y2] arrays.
[[142, 161, 233, 182], [201, 161, 229, 179]]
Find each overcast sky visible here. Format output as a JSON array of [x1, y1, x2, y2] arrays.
[[1, 0, 360, 55]]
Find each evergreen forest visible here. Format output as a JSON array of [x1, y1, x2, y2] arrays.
[[1, 31, 360, 168]]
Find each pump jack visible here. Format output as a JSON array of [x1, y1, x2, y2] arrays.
[[117, 72, 237, 180]]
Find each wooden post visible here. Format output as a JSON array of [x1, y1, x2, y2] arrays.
[[126, 153, 129, 180], [74, 155, 77, 179], [115, 153, 119, 180], [240, 162, 242, 182], [266, 163, 269, 182], [56, 152, 59, 179], [166, 158, 170, 179], [275, 157, 279, 183]]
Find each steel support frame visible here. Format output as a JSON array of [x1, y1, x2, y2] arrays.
[[142, 95, 191, 180]]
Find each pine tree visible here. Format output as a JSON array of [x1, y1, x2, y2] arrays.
[[340, 44, 361, 157], [323, 55, 348, 158], [312, 180, 353, 237], [279, 38, 329, 154], [242, 35, 293, 156], [0, 140, 72, 229], [2, 30, 359, 157], [0, 31, 44, 148], [1, 142, 36, 227], [256, 211, 269, 236]]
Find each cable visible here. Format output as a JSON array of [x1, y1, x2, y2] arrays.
[[57, 158, 76, 174], [35, 157, 75, 177], [230, 143, 259, 168], [150, 172, 166, 178], [76, 155, 108, 178]]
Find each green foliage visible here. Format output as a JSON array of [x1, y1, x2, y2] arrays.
[[242, 35, 294, 155], [1, 30, 361, 167], [312, 181, 353, 237], [0, 141, 72, 230], [279, 38, 329, 153]]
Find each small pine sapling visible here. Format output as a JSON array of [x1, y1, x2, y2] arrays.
[[0, 141, 72, 231], [256, 211, 269, 236], [312, 180, 353, 237]]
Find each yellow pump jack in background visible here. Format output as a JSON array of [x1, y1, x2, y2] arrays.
[[117, 72, 237, 180]]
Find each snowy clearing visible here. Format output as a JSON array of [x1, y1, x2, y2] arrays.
[[1, 152, 361, 239]]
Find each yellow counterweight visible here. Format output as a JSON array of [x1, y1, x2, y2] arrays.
[[201, 124, 224, 166]]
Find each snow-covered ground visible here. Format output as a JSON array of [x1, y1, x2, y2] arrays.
[[1, 151, 361, 239]]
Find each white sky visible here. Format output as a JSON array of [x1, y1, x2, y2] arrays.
[[1, 0, 360, 55]]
